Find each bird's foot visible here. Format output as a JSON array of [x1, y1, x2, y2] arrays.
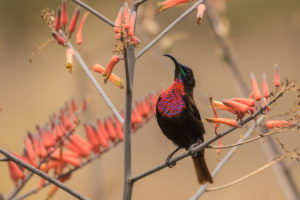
[[188, 143, 199, 157], [165, 155, 176, 168]]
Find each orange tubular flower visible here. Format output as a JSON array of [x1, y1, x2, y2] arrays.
[[274, 64, 280, 87], [61, 0, 68, 29], [68, 7, 80, 37], [105, 117, 117, 141], [8, 161, 25, 183], [265, 120, 295, 129], [54, 8, 61, 31], [96, 119, 109, 140], [114, 7, 124, 33], [84, 124, 100, 149], [262, 73, 270, 98], [157, 0, 190, 12], [250, 73, 262, 101], [92, 63, 124, 89], [114, 116, 124, 141], [205, 118, 238, 127], [213, 100, 237, 114], [103, 55, 121, 82], [69, 134, 91, 157], [127, 11, 136, 37], [76, 12, 89, 49], [52, 32, 65, 46], [231, 98, 255, 107], [24, 135, 37, 167], [66, 48, 74, 73], [123, 2, 130, 30], [196, 4, 206, 25]]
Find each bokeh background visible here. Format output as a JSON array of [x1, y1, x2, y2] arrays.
[[0, 0, 300, 199]]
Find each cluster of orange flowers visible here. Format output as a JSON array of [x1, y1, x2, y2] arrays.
[[157, 0, 206, 25], [7, 92, 159, 198], [206, 65, 297, 132], [51, 0, 89, 73]]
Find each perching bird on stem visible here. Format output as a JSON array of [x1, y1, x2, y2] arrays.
[[156, 54, 213, 184]]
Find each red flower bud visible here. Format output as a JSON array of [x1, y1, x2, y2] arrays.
[[127, 11, 136, 37], [61, 0, 68, 28], [54, 8, 61, 31], [274, 64, 280, 87], [114, 7, 124, 33], [265, 120, 295, 129], [52, 32, 65, 46], [68, 7, 80, 37], [250, 73, 262, 101], [262, 73, 270, 98], [76, 12, 89, 49]]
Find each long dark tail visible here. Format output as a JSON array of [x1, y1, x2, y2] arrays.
[[192, 155, 213, 184]]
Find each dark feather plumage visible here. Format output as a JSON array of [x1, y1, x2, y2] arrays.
[[156, 54, 213, 184]]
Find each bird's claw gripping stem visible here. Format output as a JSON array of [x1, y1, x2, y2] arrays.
[[165, 155, 176, 168], [188, 143, 199, 157]]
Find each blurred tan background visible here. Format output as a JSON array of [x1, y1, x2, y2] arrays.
[[0, 0, 300, 199]]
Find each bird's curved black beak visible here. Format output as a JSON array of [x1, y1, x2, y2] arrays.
[[164, 54, 182, 79]]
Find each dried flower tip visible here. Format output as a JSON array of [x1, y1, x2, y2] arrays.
[[262, 73, 270, 98], [68, 7, 80, 37], [265, 120, 296, 129], [274, 64, 280, 87], [103, 55, 121, 83], [66, 48, 74, 73], [231, 98, 255, 107], [123, 2, 130, 30], [205, 117, 238, 127], [250, 72, 262, 101], [54, 8, 61, 31], [52, 32, 65, 46], [127, 11, 136, 37], [61, 0, 68, 28], [131, 35, 141, 46], [157, 0, 190, 12], [196, 4, 206, 25], [76, 12, 89, 49], [114, 7, 124, 33]]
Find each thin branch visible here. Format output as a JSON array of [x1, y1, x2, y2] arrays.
[[208, 129, 284, 149], [136, 0, 204, 59], [205, 155, 285, 192], [0, 147, 89, 200], [135, 0, 147, 8], [71, 0, 114, 27], [0, 158, 8, 161], [130, 92, 284, 183], [59, 31, 124, 124], [122, 1, 139, 200]]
